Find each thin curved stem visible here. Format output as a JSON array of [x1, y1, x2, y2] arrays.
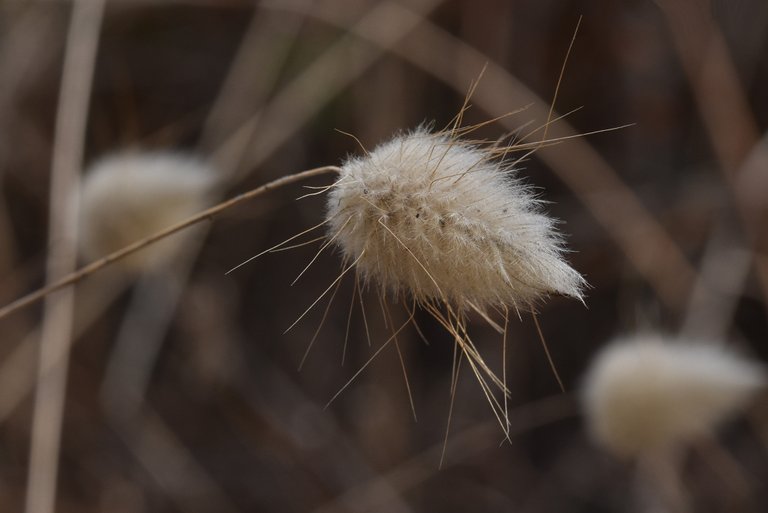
[[0, 165, 340, 321]]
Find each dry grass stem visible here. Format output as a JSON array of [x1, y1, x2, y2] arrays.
[[0, 165, 340, 322], [25, 2, 105, 513], [658, 0, 768, 303]]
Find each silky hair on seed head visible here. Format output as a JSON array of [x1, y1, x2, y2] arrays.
[[79, 151, 214, 272], [581, 334, 766, 458], [326, 127, 585, 312]]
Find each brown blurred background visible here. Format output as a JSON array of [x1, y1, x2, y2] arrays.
[[1, 0, 768, 512]]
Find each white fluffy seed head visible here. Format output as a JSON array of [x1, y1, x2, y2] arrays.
[[326, 128, 585, 311], [79, 151, 214, 272], [582, 334, 766, 458]]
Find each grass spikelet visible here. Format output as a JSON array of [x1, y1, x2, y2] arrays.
[[582, 334, 766, 458], [79, 151, 214, 272], [326, 127, 585, 312], [317, 124, 586, 438]]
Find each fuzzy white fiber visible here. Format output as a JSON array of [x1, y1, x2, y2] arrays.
[[79, 152, 214, 271], [326, 128, 585, 311], [582, 334, 765, 458]]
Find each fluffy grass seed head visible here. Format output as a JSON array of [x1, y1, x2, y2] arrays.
[[326, 128, 585, 312], [582, 334, 766, 458], [79, 151, 214, 272]]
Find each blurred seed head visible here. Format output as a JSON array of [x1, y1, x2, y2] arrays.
[[79, 151, 214, 272], [326, 128, 585, 312], [581, 334, 766, 458]]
